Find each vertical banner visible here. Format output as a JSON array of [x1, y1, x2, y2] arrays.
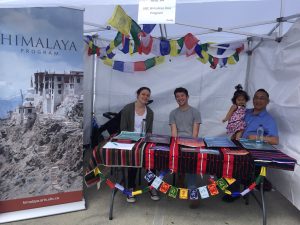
[[0, 7, 84, 220]]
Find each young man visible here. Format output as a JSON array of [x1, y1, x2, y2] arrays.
[[169, 87, 201, 208], [169, 87, 201, 138]]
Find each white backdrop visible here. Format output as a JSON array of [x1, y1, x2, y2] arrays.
[[248, 19, 300, 210], [93, 52, 248, 138]]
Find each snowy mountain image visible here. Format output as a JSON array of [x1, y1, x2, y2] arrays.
[[0, 71, 84, 200]]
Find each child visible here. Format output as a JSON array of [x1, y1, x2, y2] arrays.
[[222, 84, 250, 140]]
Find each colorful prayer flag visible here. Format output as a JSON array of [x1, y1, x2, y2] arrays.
[[151, 177, 163, 189], [216, 178, 228, 190], [159, 182, 171, 194], [144, 171, 156, 183], [108, 5, 132, 36], [113, 61, 124, 72], [189, 189, 199, 200], [225, 177, 236, 185], [260, 167, 266, 177], [179, 188, 189, 199], [170, 40, 179, 56], [134, 61, 146, 71], [168, 186, 178, 198], [145, 57, 156, 70], [115, 183, 124, 192], [155, 56, 165, 65], [132, 190, 143, 196], [143, 24, 156, 34], [106, 179, 115, 189], [198, 186, 209, 199], [207, 184, 219, 196]]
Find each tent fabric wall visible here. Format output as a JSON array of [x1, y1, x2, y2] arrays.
[[248, 19, 300, 210], [93, 53, 248, 138]]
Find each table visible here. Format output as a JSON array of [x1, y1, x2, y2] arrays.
[[86, 136, 297, 225]]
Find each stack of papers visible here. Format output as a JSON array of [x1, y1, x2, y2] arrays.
[[178, 137, 205, 148], [103, 141, 135, 150], [114, 131, 142, 142], [150, 145, 170, 151], [204, 137, 237, 148], [145, 134, 170, 144], [238, 138, 275, 150]]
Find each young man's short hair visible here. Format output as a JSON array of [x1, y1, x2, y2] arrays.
[[174, 87, 189, 97]]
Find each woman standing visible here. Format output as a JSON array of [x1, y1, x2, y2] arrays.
[[120, 87, 159, 203]]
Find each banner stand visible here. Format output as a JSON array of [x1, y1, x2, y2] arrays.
[[0, 199, 86, 224]]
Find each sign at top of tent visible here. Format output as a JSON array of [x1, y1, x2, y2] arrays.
[[138, 0, 176, 24]]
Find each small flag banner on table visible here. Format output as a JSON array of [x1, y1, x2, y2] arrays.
[[84, 167, 266, 200]]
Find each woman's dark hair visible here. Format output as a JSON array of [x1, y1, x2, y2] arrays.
[[174, 87, 189, 97], [231, 84, 250, 104], [136, 87, 151, 95]]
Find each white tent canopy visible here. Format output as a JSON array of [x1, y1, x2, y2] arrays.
[[1, 0, 300, 212], [1, 1, 300, 42]]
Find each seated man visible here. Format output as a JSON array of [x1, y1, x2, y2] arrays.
[[242, 88, 279, 145], [223, 88, 279, 202], [169, 87, 202, 208]]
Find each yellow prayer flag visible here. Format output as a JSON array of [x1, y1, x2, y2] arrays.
[[94, 167, 100, 176], [89, 41, 93, 48], [108, 5, 132, 36], [224, 190, 232, 195], [155, 56, 165, 65], [179, 188, 188, 199], [103, 57, 113, 67], [107, 41, 116, 54], [260, 166, 266, 177], [227, 56, 236, 64], [197, 50, 209, 64], [170, 40, 178, 56], [132, 190, 142, 196], [202, 50, 209, 60], [225, 177, 236, 185]]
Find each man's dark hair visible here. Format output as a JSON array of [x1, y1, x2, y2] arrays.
[[174, 87, 189, 97], [256, 88, 269, 98]]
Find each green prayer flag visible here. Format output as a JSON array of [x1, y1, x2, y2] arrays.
[[145, 57, 155, 70], [233, 52, 239, 62], [201, 43, 208, 51], [208, 55, 214, 64], [168, 186, 178, 198], [255, 176, 262, 185], [114, 32, 123, 47], [142, 186, 150, 193], [216, 178, 228, 190], [130, 19, 141, 47], [177, 37, 184, 54]]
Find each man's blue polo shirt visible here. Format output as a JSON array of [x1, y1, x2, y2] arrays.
[[242, 108, 278, 138]]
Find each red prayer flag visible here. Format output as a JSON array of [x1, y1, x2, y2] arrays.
[[134, 61, 146, 71]]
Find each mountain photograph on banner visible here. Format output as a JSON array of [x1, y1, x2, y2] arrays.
[[0, 7, 84, 213]]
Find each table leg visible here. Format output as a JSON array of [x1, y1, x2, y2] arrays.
[[109, 187, 118, 220], [260, 180, 267, 225], [108, 168, 125, 220], [250, 178, 267, 225]]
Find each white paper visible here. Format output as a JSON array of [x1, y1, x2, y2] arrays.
[[102, 142, 135, 150], [138, 0, 176, 24]]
